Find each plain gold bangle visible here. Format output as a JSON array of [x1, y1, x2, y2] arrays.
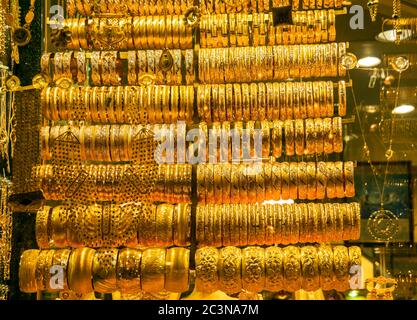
[[67, 248, 96, 294], [116, 248, 142, 294], [19, 250, 40, 293], [165, 247, 190, 293]]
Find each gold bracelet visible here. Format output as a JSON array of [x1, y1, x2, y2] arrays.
[[333, 246, 350, 292], [323, 117, 334, 154], [298, 203, 308, 243], [222, 204, 231, 246], [264, 246, 284, 292], [338, 81, 347, 116], [36, 206, 51, 249], [300, 246, 320, 292], [218, 247, 242, 294], [284, 120, 295, 156], [294, 119, 304, 156], [256, 203, 266, 245], [205, 204, 215, 246], [281, 162, 290, 200], [248, 203, 257, 246], [174, 204, 191, 246], [165, 247, 190, 293], [50, 206, 68, 248], [242, 247, 265, 293], [289, 162, 298, 200], [67, 248, 96, 294], [281, 204, 291, 244], [291, 203, 301, 244], [283, 246, 301, 292], [306, 162, 316, 200], [196, 204, 206, 246], [92, 248, 118, 293], [316, 161, 327, 200], [326, 162, 336, 199], [335, 161, 345, 198], [318, 245, 335, 291], [271, 120, 283, 158], [141, 248, 166, 293], [297, 162, 308, 200], [314, 117, 324, 154], [333, 116, 343, 153], [116, 248, 142, 294], [195, 247, 219, 294], [19, 250, 40, 293], [213, 204, 222, 247]]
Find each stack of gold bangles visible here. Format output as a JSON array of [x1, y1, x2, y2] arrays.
[[196, 203, 361, 247], [19, 247, 190, 294], [32, 164, 162, 202], [150, 164, 193, 203], [41, 50, 193, 86], [293, 0, 345, 10], [201, 0, 270, 13], [197, 81, 343, 122], [64, 17, 193, 51], [194, 118, 343, 161], [199, 43, 346, 83], [40, 85, 194, 124], [200, 10, 336, 48], [195, 245, 361, 293], [66, 0, 192, 16], [35, 203, 191, 249], [197, 162, 356, 203]]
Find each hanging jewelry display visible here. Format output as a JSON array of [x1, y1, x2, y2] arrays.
[[0, 178, 12, 300], [367, 0, 379, 22]]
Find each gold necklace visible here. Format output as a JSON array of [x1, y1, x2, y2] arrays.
[[12, 0, 36, 47]]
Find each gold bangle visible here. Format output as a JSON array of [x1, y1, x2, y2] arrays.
[[316, 161, 327, 200], [50, 206, 68, 248], [314, 117, 324, 154], [247, 204, 257, 246], [264, 246, 284, 292], [344, 161, 355, 198], [165, 247, 190, 293], [263, 162, 273, 201], [19, 250, 40, 293], [338, 81, 347, 116], [333, 246, 350, 292], [271, 120, 283, 158], [242, 83, 250, 121], [195, 247, 219, 294], [281, 204, 291, 244], [174, 203, 191, 246], [116, 248, 142, 294], [335, 161, 345, 198], [196, 204, 206, 246], [155, 204, 174, 247], [333, 116, 343, 153], [283, 246, 301, 292], [239, 204, 248, 246], [92, 248, 118, 293], [242, 246, 265, 293], [238, 163, 248, 203], [230, 161, 240, 202], [218, 247, 242, 294], [67, 248, 96, 294], [205, 164, 215, 204], [297, 162, 308, 200], [306, 162, 317, 200], [350, 202, 361, 240], [289, 162, 298, 200], [306, 81, 314, 118], [141, 248, 166, 293], [205, 204, 215, 246], [264, 204, 275, 245], [257, 203, 266, 245], [326, 80, 334, 116], [36, 206, 52, 249], [317, 245, 335, 291], [300, 246, 320, 292], [326, 162, 336, 199], [294, 119, 304, 156], [323, 117, 333, 154], [298, 203, 308, 243], [281, 162, 290, 200], [284, 120, 295, 156], [271, 162, 282, 200]]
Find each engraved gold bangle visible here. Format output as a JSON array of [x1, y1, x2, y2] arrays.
[[265, 246, 284, 292], [195, 247, 219, 294], [300, 246, 320, 292], [316, 161, 327, 200], [284, 120, 295, 156], [306, 118, 316, 155], [333, 246, 350, 292], [323, 117, 334, 154], [283, 246, 301, 292], [242, 246, 265, 293], [318, 245, 334, 291], [141, 248, 166, 293], [306, 162, 317, 200], [281, 162, 290, 200], [333, 116, 343, 153], [218, 247, 242, 294]]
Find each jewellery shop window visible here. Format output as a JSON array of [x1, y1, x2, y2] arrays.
[[0, 0, 417, 302]]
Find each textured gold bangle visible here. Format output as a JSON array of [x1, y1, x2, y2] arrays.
[[333, 246, 350, 292], [155, 204, 174, 247], [50, 206, 68, 248], [306, 162, 316, 200], [305, 118, 315, 155], [281, 162, 290, 200], [19, 250, 40, 293], [165, 247, 190, 293], [50, 249, 71, 292], [273, 204, 282, 244], [297, 162, 308, 200], [195, 247, 219, 294], [317, 245, 334, 291], [116, 248, 142, 294], [281, 204, 291, 244], [36, 206, 52, 249], [264, 246, 284, 292], [289, 162, 298, 200], [230, 204, 240, 246], [284, 120, 295, 156], [335, 161, 345, 198], [291, 204, 301, 244], [326, 162, 336, 199], [348, 246, 362, 279], [298, 203, 308, 243], [196, 204, 206, 246], [239, 204, 248, 247], [333, 116, 343, 153], [300, 246, 320, 292], [141, 248, 166, 293], [67, 248, 95, 294], [350, 202, 361, 240], [174, 203, 191, 247], [271, 162, 282, 200], [264, 162, 273, 201], [271, 120, 283, 158], [247, 204, 257, 246], [242, 246, 265, 293], [340, 203, 351, 241], [338, 80, 347, 116], [283, 246, 301, 292], [218, 247, 242, 294], [222, 204, 232, 246], [294, 119, 304, 156], [316, 161, 327, 200], [205, 204, 215, 246], [92, 248, 118, 293], [264, 204, 275, 245]]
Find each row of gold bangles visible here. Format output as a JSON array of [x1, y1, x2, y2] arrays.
[[66, 0, 192, 16], [196, 162, 355, 204], [33, 164, 162, 203], [64, 17, 193, 51], [197, 202, 361, 247], [40, 85, 195, 124], [19, 247, 190, 294], [150, 164, 193, 203], [35, 203, 191, 249], [198, 43, 347, 84], [41, 50, 193, 87], [201, 0, 345, 13], [195, 245, 361, 294], [197, 81, 347, 122], [200, 10, 336, 48], [195, 118, 343, 160]]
